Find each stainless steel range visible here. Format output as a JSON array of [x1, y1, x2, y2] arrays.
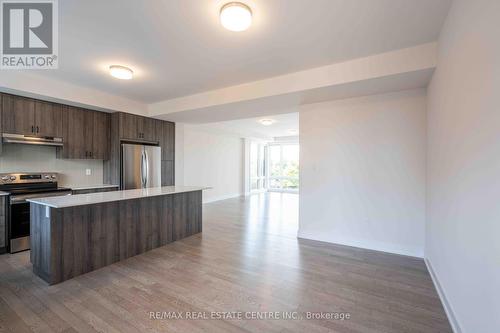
[[0, 173, 72, 253]]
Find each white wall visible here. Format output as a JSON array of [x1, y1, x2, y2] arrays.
[[426, 1, 500, 332], [299, 89, 427, 257], [0, 144, 104, 187], [180, 125, 244, 203]]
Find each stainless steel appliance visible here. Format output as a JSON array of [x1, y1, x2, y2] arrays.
[[121, 144, 161, 190], [0, 173, 72, 253], [2, 133, 63, 147]]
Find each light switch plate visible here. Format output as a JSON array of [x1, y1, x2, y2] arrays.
[[85, 169, 92, 176]]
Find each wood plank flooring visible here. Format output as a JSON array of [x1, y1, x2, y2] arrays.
[[0, 193, 452, 333]]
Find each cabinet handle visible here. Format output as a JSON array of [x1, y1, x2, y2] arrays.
[[31, 125, 34, 133], [36, 126, 39, 133]]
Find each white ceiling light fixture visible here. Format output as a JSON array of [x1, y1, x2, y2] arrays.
[[220, 2, 252, 32], [109, 65, 134, 80], [288, 129, 298, 135], [259, 119, 275, 126]]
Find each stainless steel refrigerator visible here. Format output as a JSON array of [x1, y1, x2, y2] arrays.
[[121, 144, 161, 189]]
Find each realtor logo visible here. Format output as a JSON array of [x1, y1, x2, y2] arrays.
[[1, 0, 58, 69]]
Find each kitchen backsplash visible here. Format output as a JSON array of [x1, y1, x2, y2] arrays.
[[0, 144, 105, 187]]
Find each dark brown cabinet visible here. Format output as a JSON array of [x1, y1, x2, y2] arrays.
[[1, 94, 63, 137], [120, 112, 138, 140], [161, 160, 175, 186], [0, 94, 3, 155], [156, 121, 175, 160], [72, 186, 118, 195], [0, 195, 6, 253], [105, 112, 175, 186], [59, 106, 88, 159], [138, 116, 156, 141], [91, 111, 110, 160], [1, 94, 35, 135], [120, 112, 156, 141], [59, 107, 109, 160], [34, 101, 63, 137]]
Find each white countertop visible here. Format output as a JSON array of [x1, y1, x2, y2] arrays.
[[70, 184, 119, 191], [0, 191, 9, 196], [27, 186, 209, 208]]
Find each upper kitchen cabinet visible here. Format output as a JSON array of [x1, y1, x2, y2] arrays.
[[1, 94, 63, 137], [1, 94, 35, 135], [91, 110, 110, 160], [155, 120, 175, 160], [58, 107, 110, 160], [34, 100, 63, 137], [59, 106, 89, 159], [138, 116, 156, 142], [119, 112, 139, 140], [119, 112, 156, 142]]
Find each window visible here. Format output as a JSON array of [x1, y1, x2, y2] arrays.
[[248, 141, 299, 193], [267, 143, 299, 192], [250, 142, 267, 192]]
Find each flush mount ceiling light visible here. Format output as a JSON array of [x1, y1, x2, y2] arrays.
[[220, 2, 252, 32], [259, 119, 275, 126], [109, 65, 134, 80]]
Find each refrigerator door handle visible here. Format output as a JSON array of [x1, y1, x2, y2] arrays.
[[140, 150, 146, 188], [144, 149, 149, 187]]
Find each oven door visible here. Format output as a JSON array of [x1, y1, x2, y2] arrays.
[[9, 190, 72, 253]]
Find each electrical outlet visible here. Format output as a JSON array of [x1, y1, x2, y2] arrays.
[[85, 168, 92, 176]]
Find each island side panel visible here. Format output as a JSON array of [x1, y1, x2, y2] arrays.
[[172, 190, 202, 241], [30, 203, 56, 283], [36, 190, 202, 285]]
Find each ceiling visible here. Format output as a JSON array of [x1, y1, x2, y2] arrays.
[[155, 67, 434, 123], [35, 0, 451, 104], [190, 112, 299, 140]]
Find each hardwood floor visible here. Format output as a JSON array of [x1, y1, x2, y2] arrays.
[[0, 193, 452, 333]]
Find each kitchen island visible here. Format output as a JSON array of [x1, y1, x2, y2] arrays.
[[28, 186, 207, 284]]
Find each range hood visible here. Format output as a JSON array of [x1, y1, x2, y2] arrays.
[[2, 133, 63, 147]]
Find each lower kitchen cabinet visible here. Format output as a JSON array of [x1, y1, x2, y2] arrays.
[[72, 186, 119, 195], [0, 196, 6, 254]]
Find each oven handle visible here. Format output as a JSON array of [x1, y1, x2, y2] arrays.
[[10, 191, 72, 204]]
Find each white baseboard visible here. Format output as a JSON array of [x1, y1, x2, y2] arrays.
[[203, 193, 242, 204], [424, 258, 463, 333], [297, 230, 423, 258]]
